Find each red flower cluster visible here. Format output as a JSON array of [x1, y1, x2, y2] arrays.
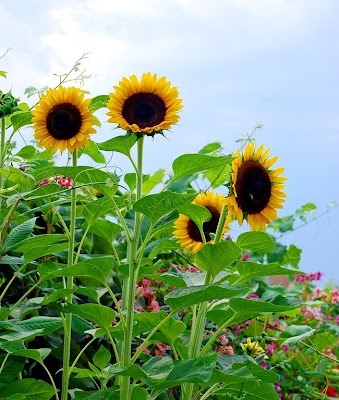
[[321, 386, 338, 398]]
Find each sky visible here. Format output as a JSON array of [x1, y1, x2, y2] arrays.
[[1, 0, 338, 284]]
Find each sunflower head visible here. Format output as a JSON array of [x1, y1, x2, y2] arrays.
[[227, 142, 287, 231], [173, 190, 231, 254], [241, 338, 267, 358], [32, 86, 97, 154], [107, 73, 183, 136], [0, 90, 19, 117]]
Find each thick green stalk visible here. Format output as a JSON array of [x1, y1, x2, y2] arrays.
[[0, 117, 6, 215], [61, 151, 77, 400], [182, 205, 228, 399], [120, 136, 144, 400]]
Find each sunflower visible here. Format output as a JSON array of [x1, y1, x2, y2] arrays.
[[227, 142, 287, 231], [173, 191, 231, 254], [241, 338, 268, 359], [32, 86, 97, 154], [106, 73, 183, 135]]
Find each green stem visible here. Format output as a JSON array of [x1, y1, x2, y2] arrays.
[[0, 263, 27, 304], [0, 352, 9, 374], [104, 283, 127, 330], [200, 315, 235, 356], [120, 136, 144, 400], [199, 383, 220, 400], [214, 204, 228, 243], [61, 150, 77, 400], [0, 117, 6, 217], [10, 281, 40, 312], [69, 337, 96, 376], [40, 361, 60, 400], [74, 223, 91, 264], [106, 329, 120, 365], [48, 201, 70, 239], [131, 310, 177, 364]]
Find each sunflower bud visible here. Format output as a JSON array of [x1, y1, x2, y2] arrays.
[[0, 90, 19, 118]]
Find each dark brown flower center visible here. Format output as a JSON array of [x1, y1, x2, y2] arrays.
[[122, 92, 166, 129], [46, 103, 82, 140], [235, 160, 271, 214], [187, 206, 220, 243]]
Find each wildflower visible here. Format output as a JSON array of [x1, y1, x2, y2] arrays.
[[330, 288, 339, 304], [321, 386, 338, 398], [32, 86, 96, 154], [226, 142, 286, 230], [107, 73, 183, 135]]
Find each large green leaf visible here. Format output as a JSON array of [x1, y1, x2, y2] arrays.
[[142, 169, 165, 194], [228, 295, 301, 325], [171, 154, 232, 181], [0, 379, 54, 400], [156, 354, 218, 389], [11, 111, 33, 133], [15, 234, 66, 253], [88, 219, 123, 244], [142, 357, 174, 382], [11, 348, 51, 363], [97, 134, 137, 156], [165, 284, 247, 309], [195, 240, 241, 277], [217, 381, 279, 400], [24, 242, 69, 265], [235, 261, 296, 283], [82, 197, 113, 224], [236, 231, 275, 253], [62, 303, 116, 330], [0, 167, 35, 193], [2, 218, 36, 253], [15, 146, 36, 160], [38, 257, 115, 284], [178, 203, 211, 233], [133, 191, 195, 224], [10, 316, 63, 336], [0, 354, 26, 389]]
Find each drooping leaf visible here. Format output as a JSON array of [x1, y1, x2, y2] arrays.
[[82, 197, 113, 224], [15, 234, 66, 253], [10, 316, 63, 336], [24, 242, 69, 265], [133, 191, 196, 224], [15, 146, 36, 160], [178, 203, 211, 233], [142, 357, 174, 381], [89, 95, 110, 112], [11, 348, 51, 363], [142, 169, 165, 194], [82, 140, 106, 164], [62, 303, 116, 330], [88, 219, 123, 244], [0, 354, 26, 389]]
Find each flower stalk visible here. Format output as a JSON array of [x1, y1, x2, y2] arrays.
[[61, 150, 77, 400]]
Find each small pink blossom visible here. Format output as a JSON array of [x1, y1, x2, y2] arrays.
[[150, 300, 160, 312], [282, 344, 290, 353], [37, 178, 50, 186]]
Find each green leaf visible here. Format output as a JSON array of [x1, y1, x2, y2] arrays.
[[0, 255, 23, 265], [130, 387, 147, 400], [0, 329, 44, 342], [236, 231, 275, 253], [37, 287, 101, 305], [93, 346, 111, 370], [217, 381, 279, 400], [156, 354, 218, 389], [142, 357, 174, 381], [142, 169, 165, 194], [24, 242, 69, 265], [195, 241, 242, 277], [89, 95, 110, 112], [203, 164, 231, 189], [11, 316, 63, 336], [82, 140, 106, 164], [0, 379, 55, 400], [62, 303, 116, 330], [199, 142, 222, 154], [165, 284, 247, 309], [0, 167, 35, 193], [15, 234, 66, 253], [167, 174, 197, 193], [235, 262, 296, 283], [282, 244, 301, 268], [133, 191, 195, 224], [97, 134, 137, 156], [19, 184, 62, 201], [178, 203, 211, 232], [0, 354, 26, 389], [301, 202, 316, 211], [2, 218, 36, 253], [38, 257, 115, 284], [11, 348, 51, 363], [228, 295, 301, 325], [82, 197, 113, 224], [149, 239, 180, 258], [15, 146, 36, 160], [0, 71, 7, 79], [278, 325, 316, 345], [171, 154, 232, 182], [11, 112, 33, 133], [89, 219, 123, 244]]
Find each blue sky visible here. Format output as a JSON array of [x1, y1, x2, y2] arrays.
[[1, 0, 338, 283]]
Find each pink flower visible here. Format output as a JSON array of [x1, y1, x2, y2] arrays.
[[242, 253, 250, 261], [218, 334, 229, 346], [150, 300, 160, 312], [37, 178, 50, 186], [142, 278, 152, 287], [282, 344, 290, 353], [294, 271, 323, 283], [155, 343, 170, 356], [261, 362, 268, 369], [335, 317, 339, 324], [134, 305, 143, 312], [330, 289, 339, 304], [325, 347, 336, 360], [246, 294, 260, 299]]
